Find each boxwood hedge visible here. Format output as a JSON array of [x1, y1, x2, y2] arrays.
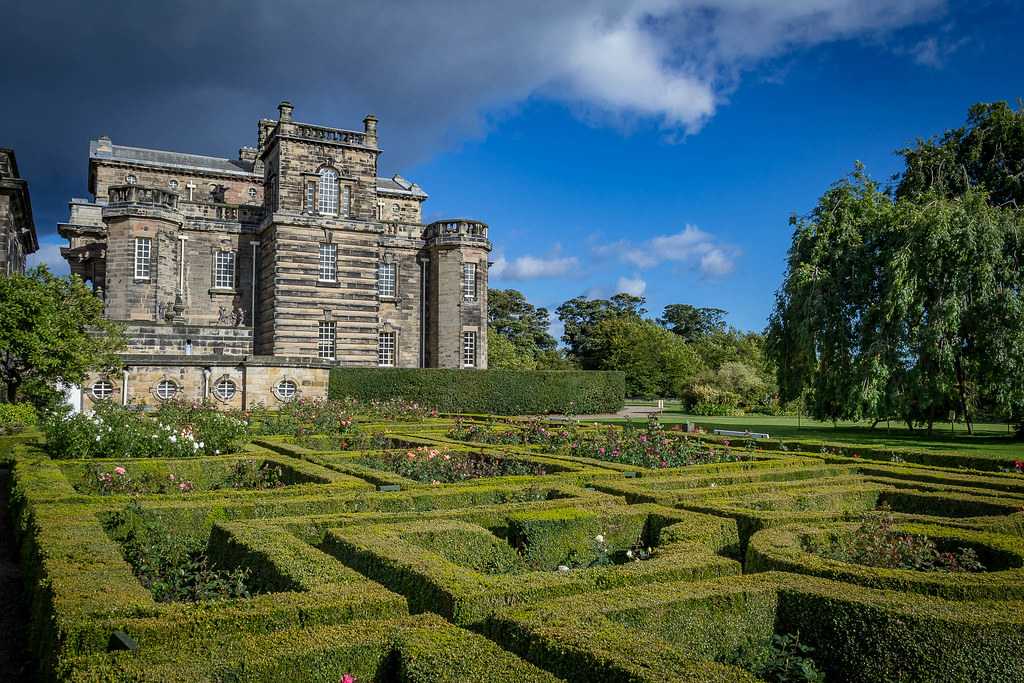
[[328, 367, 625, 415]]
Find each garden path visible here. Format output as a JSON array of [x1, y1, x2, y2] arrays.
[[0, 468, 30, 679], [520, 405, 663, 422]]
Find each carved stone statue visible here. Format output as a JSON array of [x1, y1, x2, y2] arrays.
[[157, 302, 165, 320], [218, 305, 229, 325], [234, 307, 245, 327]]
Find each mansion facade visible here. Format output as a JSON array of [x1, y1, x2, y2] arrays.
[[60, 102, 490, 409]]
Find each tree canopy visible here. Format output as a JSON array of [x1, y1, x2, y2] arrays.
[[657, 304, 727, 342], [555, 293, 647, 367], [0, 266, 125, 406], [767, 101, 1024, 436]]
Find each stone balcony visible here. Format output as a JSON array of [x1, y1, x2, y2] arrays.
[[425, 219, 489, 241], [107, 184, 179, 210]]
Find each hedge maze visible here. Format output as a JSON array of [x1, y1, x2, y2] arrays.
[[6, 417, 1024, 682]]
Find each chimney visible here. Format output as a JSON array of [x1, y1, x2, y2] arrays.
[[278, 101, 294, 123], [363, 115, 378, 147]]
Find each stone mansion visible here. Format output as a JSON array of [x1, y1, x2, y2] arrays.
[[60, 102, 491, 409]]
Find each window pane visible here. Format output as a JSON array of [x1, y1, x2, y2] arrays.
[[215, 379, 236, 399], [378, 263, 395, 297], [306, 181, 315, 213], [277, 380, 296, 399], [318, 321, 336, 359], [319, 244, 336, 281], [135, 238, 151, 279], [341, 185, 350, 217], [156, 380, 177, 400], [462, 331, 476, 368], [463, 263, 476, 298], [215, 251, 235, 289], [318, 169, 338, 215], [378, 331, 395, 366]]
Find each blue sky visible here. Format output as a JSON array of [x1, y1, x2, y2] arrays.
[[5, 0, 1024, 337]]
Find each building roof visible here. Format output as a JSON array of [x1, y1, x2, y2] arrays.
[[376, 174, 428, 199], [90, 139, 257, 176]]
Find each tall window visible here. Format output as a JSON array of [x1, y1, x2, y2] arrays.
[[341, 185, 351, 217], [462, 331, 476, 368], [134, 237, 151, 279], [306, 181, 316, 213], [463, 262, 476, 298], [318, 322, 336, 360], [378, 262, 395, 298], [318, 168, 338, 215], [215, 251, 235, 289], [378, 331, 396, 366], [319, 243, 337, 281]]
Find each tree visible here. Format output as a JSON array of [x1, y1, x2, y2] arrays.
[[555, 293, 647, 366], [767, 156, 1024, 435], [896, 100, 1024, 207], [486, 325, 537, 370], [0, 266, 125, 406], [586, 318, 703, 398], [657, 304, 727, 342], [487, 289, 557, 361]]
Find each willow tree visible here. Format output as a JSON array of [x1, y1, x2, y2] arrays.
[[767, 163, 1024, 436]]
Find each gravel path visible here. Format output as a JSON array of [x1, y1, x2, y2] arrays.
[[0, 468, 31, 680]]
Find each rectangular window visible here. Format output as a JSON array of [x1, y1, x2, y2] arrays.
[[462, 331, 476, 368], [134, 237, 151, 279], [378, 331, 396, 366], [318, 321, 336, 360], [378, 262, 396, 298], [341, 185, 351, 217], [306, 181, 315, 213], [319, 243, 337, 282], [463, 262, 476, 298], [214, 251, 235, 289]]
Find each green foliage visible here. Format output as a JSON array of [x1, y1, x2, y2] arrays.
[[106, 502, 252, 603], [487, 288, 557, 359], [0, 401, 36, 434], [896, 99, 1024, 206], [556, 293, 647, 364], [486, 325, 538, 370], [768, 102, 1024, 437], [658, 304, 728, 342], [587, 318, 704, 398], [0, 265, 125, 406], [329, 367, 625, 415], [224, 459, 284, 490], [726, 633, 825, 683]]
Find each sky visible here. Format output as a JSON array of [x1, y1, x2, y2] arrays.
[[4, 0, 1024, 339]]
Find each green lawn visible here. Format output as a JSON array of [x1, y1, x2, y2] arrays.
[[613, 403, 1023, 460]]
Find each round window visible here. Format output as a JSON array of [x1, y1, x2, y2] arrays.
[[276, 380, 297, 400], [248, 188, 258, 198], [215, 379, 237, 400], [125, 174, 137, 185], [156, 380, 178, 400], [169, 179, 179, 189], [91, 380, 113, 400], [391, 203, 400, 213]]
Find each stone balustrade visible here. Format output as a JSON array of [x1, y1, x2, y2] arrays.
[[181, 202, 263, 224], [107, 184, 178, 210], [426, 219, 489, 240], [294, 124, 366, 146]]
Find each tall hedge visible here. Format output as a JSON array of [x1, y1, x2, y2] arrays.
[[329, 368, 625, 415]]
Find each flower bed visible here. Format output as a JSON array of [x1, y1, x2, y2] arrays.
[[359, 446, 546, 484]]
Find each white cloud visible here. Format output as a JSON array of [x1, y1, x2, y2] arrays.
[[27, 242, 71, 276], [591, 224, 739, 282], [490, 245, 581, 281], [616, 275, 647, 296], [905, 34, 968, 68]]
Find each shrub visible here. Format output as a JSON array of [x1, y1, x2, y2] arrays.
[[329, 367, 625, 415], [725, 632, 825, 683], [0, 401, 36, 434]]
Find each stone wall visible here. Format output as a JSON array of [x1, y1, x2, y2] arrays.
[[80, 356, 331, 412]]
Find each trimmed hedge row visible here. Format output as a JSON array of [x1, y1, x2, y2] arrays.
[[329, 367, 626, 415]]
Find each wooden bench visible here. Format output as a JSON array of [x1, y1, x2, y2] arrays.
[[713, 429, 770, 440]]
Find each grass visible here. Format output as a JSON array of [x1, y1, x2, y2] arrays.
[[612, 402, 1023, 461]]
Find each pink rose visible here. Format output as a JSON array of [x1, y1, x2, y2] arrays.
[[114, 467, 126, 475]]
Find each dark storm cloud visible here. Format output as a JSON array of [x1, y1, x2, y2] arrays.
[[1, 0, 945, 270]]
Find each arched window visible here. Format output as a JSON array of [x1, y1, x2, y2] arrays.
[[318, 168, 338, 216]]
